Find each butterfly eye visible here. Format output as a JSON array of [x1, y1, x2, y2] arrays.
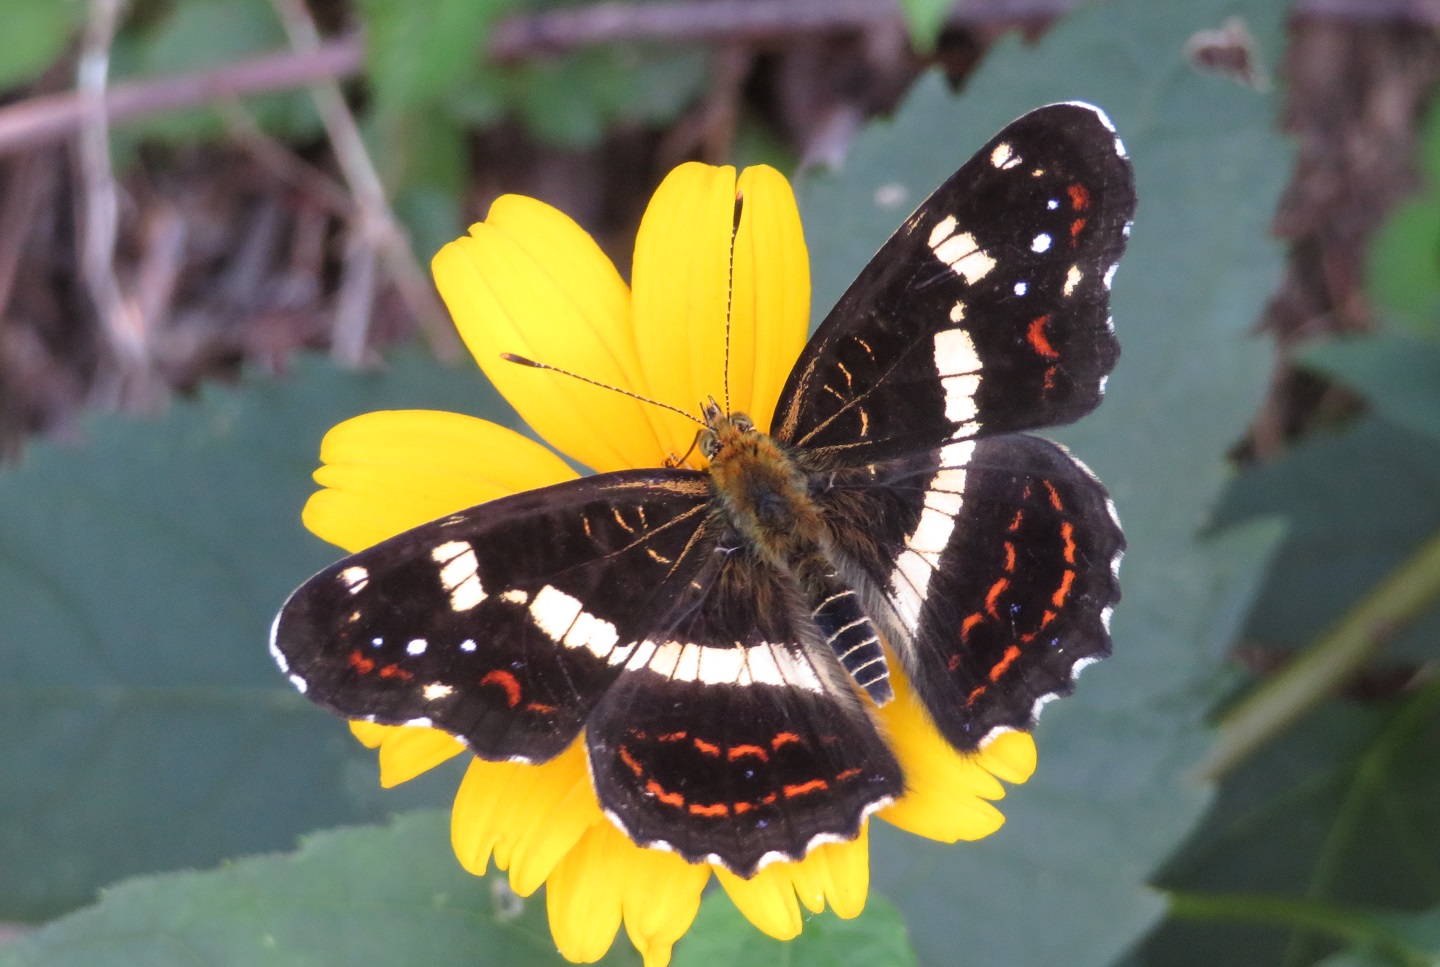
[[699, 430, 720, 459], [732, 415, 754, 433]]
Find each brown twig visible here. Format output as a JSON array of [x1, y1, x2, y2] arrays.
[[0, 37, 363, 158], [77, 0, 147, 381], [268, 0, 463, 364]]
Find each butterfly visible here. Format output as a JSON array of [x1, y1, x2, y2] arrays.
[[271, 102, 1134, 877]]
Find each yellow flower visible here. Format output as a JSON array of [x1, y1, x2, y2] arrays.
[[305, 162, 1037, 967]]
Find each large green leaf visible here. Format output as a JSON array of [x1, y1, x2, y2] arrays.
[[800, 2, 1290, 965], [1213, 417, 1440, 664], [0, 353, 527, 920], [1137, 684, 1440, 967], [0, 0, 79, 90], [1299, 335, 1440, 446], [0, 812, 638, 967], [672, 892, 916, 967]]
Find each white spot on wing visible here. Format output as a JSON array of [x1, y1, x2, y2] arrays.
[[990, 141, 1020, 169], [288, 674, 308, 693], [1064, 265, 1083, 296], [268, 614, 288, 672], [529, 584, 582, 641], [1103, 262, 1119, 290], [933, 327, 981, 375], [460, 639, 478, 652], [939, 440, 976, 468], [424, 683, 454, 700], [949, 301, 966, 323], [501, 589, 529, 605], [407, 639, 427, 655], [1031, 233, 1052, 253], [942, 374, 981, 423], [1047, 198, 1060, 210], [928, 215, 958, 247], [1014, 281, 1028, 297], [432, 541, 486, 611], [339, 566, 368, 594]]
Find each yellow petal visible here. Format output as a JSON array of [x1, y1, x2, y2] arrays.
[[546, 822, 628, 963], [714, 825, 869, 940], [433, 195, 669, 473], [303, 409, 576, 552], [730, 165, 810, 433], [877, 667, 1031, 842], [450, 741, 599, 893], [976, 729, 1038, 784], [715, 860, 801, 941], [631, 163, 737, 460], [347, 722, 466, 787], [617, 837, 711, 967]]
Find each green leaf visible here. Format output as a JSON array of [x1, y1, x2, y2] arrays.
[[1299, 334, 1440, 445], [897, 0, 954, 52], [508, 44, 710, 150], [0, 811, 638, 967], [1213, 417, 1440, 664], [1139, 684, 1440, 967], [672, 891, 915, 967], [0, 352, 536, 921], [1364, 200, 1440, 336], [358, 0, 517, 112], [799, 1, 1291, 964], [0, 0, 79, 90]]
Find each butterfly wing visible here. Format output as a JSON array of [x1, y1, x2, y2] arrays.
[[586, 549, 903, 876], [773, 102, 1134, 459], [271, 469, 714, 763], [817, 433, 1124, 751]]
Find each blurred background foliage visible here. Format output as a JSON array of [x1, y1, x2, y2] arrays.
[[1, 0, 1440, 966]]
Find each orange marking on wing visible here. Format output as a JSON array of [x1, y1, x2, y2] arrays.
[[733, 801, 754, 814], [948, 653, 962, 672], [379, 664, 413, 680], [1070, 217, 1087, 239], [761, 793, 778, 805], [985, 577, 1010, 618], [1068, 183, 1091, 210], [525, 702, 557, 714], [1027, 314, 1060, 359], [967, 684, 988, 704], [348, 650, 375, 675], [1040, 609, 1058, 628], [1052, 570, 1076, 607], [989, 644, 1023, 682], [836, 767, 864, 782], [1008, 510, 1024, 533], [961, 612, 984, 642], [658, 731, 688, 742], [771, 732, 803, 750], [618, 744, 644, 777], [688, 802, 729, 817], [1061, 521, 1077, 564], [645, 779, 686, 808], [480, 669, 521, 708], [728, 744, 769, 762], [1043, 366, 1057, 391], [1003, 541, 1017, 573], [693, 737, 721, 757], [784, 779, 829, 798], [1043, 479, 1064, 511]]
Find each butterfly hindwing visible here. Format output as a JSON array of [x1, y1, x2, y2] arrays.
[[586, 554, 902, 875], [816, 431, 1124, 751], [271, 470, 713, 762], [773, 102, 1134, 459]]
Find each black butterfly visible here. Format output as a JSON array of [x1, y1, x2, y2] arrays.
[[272, 102, 1134, 877]]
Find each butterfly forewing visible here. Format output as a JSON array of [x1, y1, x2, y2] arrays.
[[773, 102, 1134, 460], [271, 470, 713, 762]]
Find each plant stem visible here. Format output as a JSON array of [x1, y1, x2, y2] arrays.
[[1192, 528, 1440, 782], [1167, 891, 1436, 967]]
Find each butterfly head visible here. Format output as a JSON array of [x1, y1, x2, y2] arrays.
[[698, 397, 758, 462]]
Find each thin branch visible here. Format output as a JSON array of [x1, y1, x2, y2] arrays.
[[267, 0, 462, 363], [1191, 528, 1440, 782], [0, 37, 363, 157], [77, 0, 146, 376]]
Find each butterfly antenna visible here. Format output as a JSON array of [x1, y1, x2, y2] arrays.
[[500, 353, 705, 427], [723, 192, 743, 415]]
